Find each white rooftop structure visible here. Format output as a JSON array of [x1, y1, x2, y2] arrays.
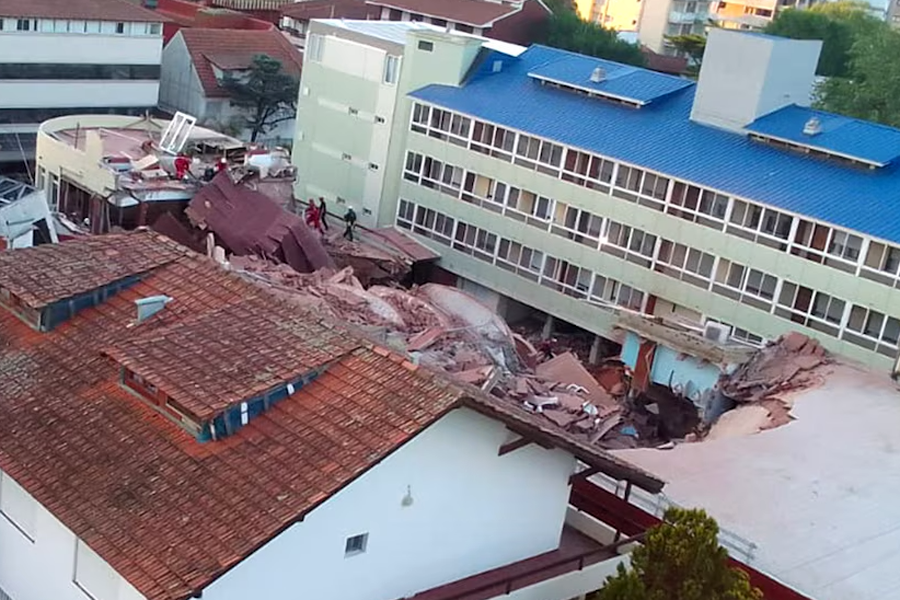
[[619, 363, 900, 600], [317, 18, 526, 56]]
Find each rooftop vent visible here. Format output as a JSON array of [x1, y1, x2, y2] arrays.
[[589, 67, 606, 83], [802, 117, 822, 136], [136, 295, 173, 323]]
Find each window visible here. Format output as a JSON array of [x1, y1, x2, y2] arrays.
[[411, 103, 429, 133], [74, 540, 119, 599], [0, 472, 36, 540], [383, 55, 400, 84], [115, 22, 125, 34], [149, 23, 161, 35], [845, 305, 900, 353], [668, 182, 728, 229], [713, 259, 777, 309], [397, 199, 415, 228], [602, 220, 656, 267], [16, 19, 33, 32], [307, 34, 324, 62], [827, 230, 862, 262], [729, 200, 793, 249], [862, 241, 900, 285], [776, 282, 844, 337], [418, 40, 434, 51], [656, 240, 715, 288]]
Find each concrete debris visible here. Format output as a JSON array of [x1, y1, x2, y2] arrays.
[[705, 331, 829, 440], [722, 332, 829, 404]]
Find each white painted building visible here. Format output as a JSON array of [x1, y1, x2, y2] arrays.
[[0, 232, 660, 600], [0, 0, 164, 165], [159, 28, 302, 145]]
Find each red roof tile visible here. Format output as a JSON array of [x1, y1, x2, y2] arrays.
[[0, 231, 661, 600], [281, 0, 373, 20], [365, 0, 521, 27], [0, 231, 187, 309], [178, 27, 303, 97], [0, 0, 166, 21]]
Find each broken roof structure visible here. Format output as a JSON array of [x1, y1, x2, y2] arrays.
[[187, 170, 333, 273], [0, 176, 58, 249], [0, 230, 662, 600]]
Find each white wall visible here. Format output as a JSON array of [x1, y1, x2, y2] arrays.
[[0, 470, 145, 600], [203, 407, 576, 600], [691, 29, 822, 130], [159, 34, 207, 117], [0, 82, 159, 109], [0, 32, 161, 65]]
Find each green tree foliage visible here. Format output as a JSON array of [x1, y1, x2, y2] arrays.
[[816, 26, 900, 127], [223, 54, 300, 142], [538, 10, 646, 67], [764, 1, 885, 77], [665, 34, 706, 65], [589, 508, 762, 600]]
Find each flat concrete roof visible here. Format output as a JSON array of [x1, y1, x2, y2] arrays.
[[617, 363, 900, 600]]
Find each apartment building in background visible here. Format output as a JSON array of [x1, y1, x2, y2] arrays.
[[280, 0, 551, 49], [574, 0, 711, 55], [294, 24, 900, 374], [159, 27, 302, 143], [0, 0, 164, 166]]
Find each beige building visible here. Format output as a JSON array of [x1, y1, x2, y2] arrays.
[[575, 0, 711, 55]]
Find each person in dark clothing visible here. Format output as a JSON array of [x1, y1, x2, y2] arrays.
[[343, 206, 357, 241], [318, 197, 329, 231]]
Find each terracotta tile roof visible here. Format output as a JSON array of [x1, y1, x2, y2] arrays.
[[364, 0, 521, 27], [0, 231, 662, 600], [281, 0, 373, 20], [105, 299, 357, 419], [0, 0, 166, 21], [0, 231, 187, 309], [178, 28, 303, 97]]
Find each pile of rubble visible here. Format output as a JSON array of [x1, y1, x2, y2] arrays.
[[228, 255, 641, 448], [711, 332, 830, 435]]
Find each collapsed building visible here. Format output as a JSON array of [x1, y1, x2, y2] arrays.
[[31, 111, 293, 235]]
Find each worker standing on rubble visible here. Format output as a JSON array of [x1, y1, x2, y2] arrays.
[[318, 197, 329, 232], [343, 206, 357, 241], [305, 199, 322, 235]]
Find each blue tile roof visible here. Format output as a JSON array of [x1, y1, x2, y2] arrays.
[[746, 105, 900, 166], [525, 52, 692, 105], [408, 45, 900, 246]]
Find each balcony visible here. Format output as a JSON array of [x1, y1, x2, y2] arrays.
[[403, 517, 637, 600], [668, 10, 707, 23]]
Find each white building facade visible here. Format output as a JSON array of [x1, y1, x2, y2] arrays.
[[0, 1, 164, 164]]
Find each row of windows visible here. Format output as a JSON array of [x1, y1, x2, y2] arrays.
[[396, 199, 648, 311], [0, 105, 152, 125], [0, 18, 160, 36], [408, 102, 900, 292], [402, 153, 900, 358], [0, 63, 160, 81]]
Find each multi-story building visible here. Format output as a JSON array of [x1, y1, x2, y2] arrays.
[[293, 19, 525, 225], [573, 0, 710, 55], [279, 0, 551, 50], [295, 23, 900, 373], [0, 0, 165, 166]]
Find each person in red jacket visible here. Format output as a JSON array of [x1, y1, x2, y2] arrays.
[[305, 199, 322, 234]]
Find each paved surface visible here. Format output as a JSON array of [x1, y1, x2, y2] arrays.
[[618, 363, 900, 600]]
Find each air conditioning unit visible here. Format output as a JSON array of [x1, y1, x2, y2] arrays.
[[703, 322, 731, 344]]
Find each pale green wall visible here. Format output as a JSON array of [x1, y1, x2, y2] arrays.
[[400, 131, 896, 371], [378, 30, 484, 226]]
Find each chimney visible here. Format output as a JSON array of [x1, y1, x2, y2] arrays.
[[135, 295, 173, 323], [690, 29, 822, 132]]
